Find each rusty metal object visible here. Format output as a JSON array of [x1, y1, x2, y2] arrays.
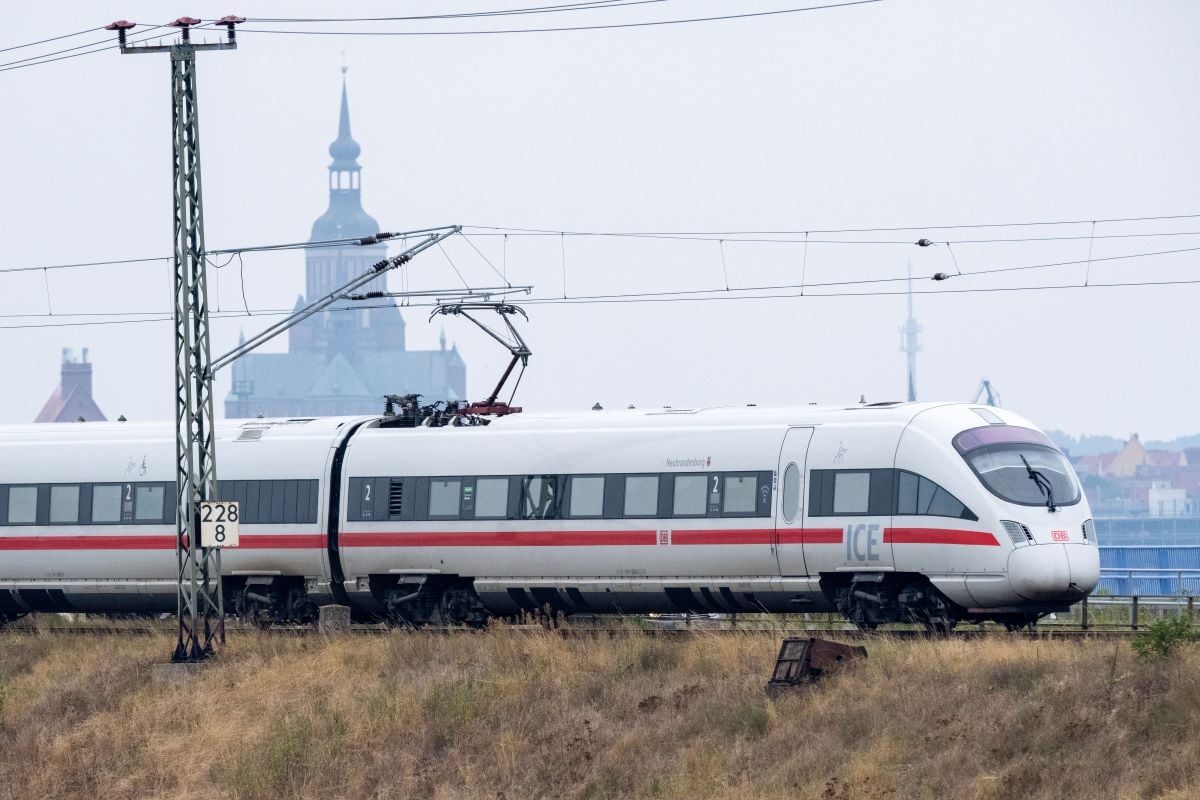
[[766, 637, 867, 692]]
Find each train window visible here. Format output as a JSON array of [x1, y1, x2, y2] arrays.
[[91, 485, 122, 523], [474, 478, 509, 519], [429, 479, 461, 519], [7, 486, 37, 525], [672, 475, 707, 516], [568, 476, 605, 518], [623, 476, 659, 517], [833, 472, 870, 514], [218, 479, 320, 524], [808, 470, 895, 517], [282, 481, 301, 524], [522, 476, 559, 519], [49, 485, 80, 524], [135, 485, 164, 522], [897, 471, 976, 520], [897, 472, 919, 514], [723, 475, 757, 514], [782, 463, 800, 523]]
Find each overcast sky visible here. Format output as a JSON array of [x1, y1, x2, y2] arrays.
[[1, 1, 1198, 439]]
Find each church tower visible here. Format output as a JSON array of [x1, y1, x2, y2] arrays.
[[224, 69, 466, 419], [291, 67, 406, 356]]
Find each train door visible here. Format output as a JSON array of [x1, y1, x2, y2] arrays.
[[802, 424, 897, 576], [774, 427, 813, 576]]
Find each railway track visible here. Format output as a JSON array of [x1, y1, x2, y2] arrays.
[[0, 618, 1142, 639]]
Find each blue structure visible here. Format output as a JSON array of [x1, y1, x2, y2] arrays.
[[1093, 516, 1200, 547], [1098, 546, 1200, 596], [225, 70, 466, 419]]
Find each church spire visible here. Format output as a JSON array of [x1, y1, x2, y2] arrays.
[[328, 66, 362, 191], [329, 67, 361, 169], [310, 66, 380, 244]]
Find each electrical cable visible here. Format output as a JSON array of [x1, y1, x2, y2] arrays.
[[461, 234, 511, 286], [0, 256, 169, 275], [3, 275, 1200, 330], [465, 213, 1200, 237], [0, 26, 107, 55], [248, 1, 674, 24], [236, 1, 885, 37], [0, 24, 183, 73], [437, 242, 471, 288], [3, 242, 1197, 323]]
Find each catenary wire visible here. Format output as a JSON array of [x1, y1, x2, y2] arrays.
[[466, 213, 1200, 236], [464, 229, 1200, 245], [0, 26, 106, 55], [3, 243, 1197, 323], [3, 276, 1200, 331], [0, 24, 192, 73], [0, 25, 171, 69], [247, 0, 675, 24], [236, 1, 885, 36], [5, 214, 1198, 274]]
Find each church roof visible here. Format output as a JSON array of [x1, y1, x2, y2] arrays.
[[228, 347, 467, 415], [309, 353, 373, 398], [35, 383, 107, 423]]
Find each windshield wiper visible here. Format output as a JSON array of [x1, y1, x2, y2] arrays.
[[1021, 454, 1057, 512]]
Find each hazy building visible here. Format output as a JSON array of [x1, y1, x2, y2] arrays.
[[225, 72, 466, 419], [35, 348, 106, 423]]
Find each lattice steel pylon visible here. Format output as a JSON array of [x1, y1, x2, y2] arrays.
[[109, 16, 244, 661]]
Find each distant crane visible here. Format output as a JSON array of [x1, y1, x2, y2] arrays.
[[974, 379, 1001, 407]]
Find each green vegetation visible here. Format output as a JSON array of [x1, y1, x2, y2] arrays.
[[1133, 616, 1200, 659]]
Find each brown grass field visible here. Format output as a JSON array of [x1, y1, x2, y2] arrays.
[[1, 625, 1198, 800]]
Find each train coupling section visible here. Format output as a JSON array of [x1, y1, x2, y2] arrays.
[[765, 638, 867, 694]]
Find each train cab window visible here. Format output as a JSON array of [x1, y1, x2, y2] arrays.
[[91, 485, 122, 523], [833, 472, 870, 514], [135, 485, 165, 522], [897, 472, 977, 520], [623, 476, 659, 517], [474, 478, 510, 519], [568, 476, 605, 518], [8, 486, 38, 525], [522, 476, 559, 520], [429, 479, 462, 519], [49, 485, 80, 524], [672, 475, 707, 516]]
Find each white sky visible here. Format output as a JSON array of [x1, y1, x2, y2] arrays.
[[1, 1, 1198, 439]]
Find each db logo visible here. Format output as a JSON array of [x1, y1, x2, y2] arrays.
[[1051, 530, 1070, 542]]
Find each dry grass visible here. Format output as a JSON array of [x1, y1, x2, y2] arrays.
[[1, 626, 1198, 800]]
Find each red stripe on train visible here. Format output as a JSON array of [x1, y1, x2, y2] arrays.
[[777, 528, 843, 545], [0, 534, 324, 551], [671, 529, 774, 545], [341, 530, 656, 547], [0, 528, 999, 550], [884, 528, 1000, 547], [341, 529, 779, 547]]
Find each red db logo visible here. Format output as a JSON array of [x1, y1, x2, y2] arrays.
[[1051, 530, 1070, 542]]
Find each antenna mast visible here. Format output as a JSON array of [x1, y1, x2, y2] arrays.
[[899, 261, 922, 402]]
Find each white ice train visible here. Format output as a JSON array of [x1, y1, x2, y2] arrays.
[[0, 401, 1098, 629]]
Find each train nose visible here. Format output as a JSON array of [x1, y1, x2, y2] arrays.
[[1008, 543, 1099, 602]]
